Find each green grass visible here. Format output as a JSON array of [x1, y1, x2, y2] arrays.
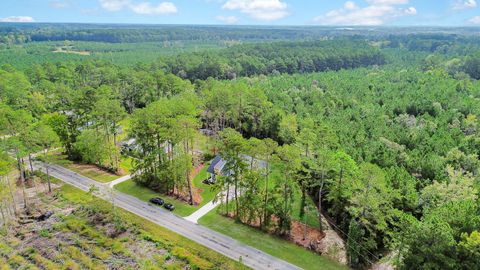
[[119, 156, 133, 175], [115, 162, 219, 217], [192, 164, 218, 208], [115, 180, 198, 217], [117, 117, 131, 142], [265, 163, 320, 228], [198, 209, 347, 270], [42, 150, 127, 183], [73, 169, 118, 183]]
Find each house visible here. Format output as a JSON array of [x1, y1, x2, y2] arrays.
[[119, 138, 137, 154], [206, 155, 228, 183], [119, 138, 171, 155], [205, 154, 267, 184]]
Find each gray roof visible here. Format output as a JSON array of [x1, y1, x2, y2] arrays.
[[207, 155, 267, 176], [207, 155, 227, 175]]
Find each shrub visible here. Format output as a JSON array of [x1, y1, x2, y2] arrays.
[[39, 229, 51, 238], [172, 247, 213, 270]]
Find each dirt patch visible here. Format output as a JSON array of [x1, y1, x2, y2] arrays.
[[171, 187, 202, 206], [222, 210, 347, 265], [370, 252, 395, 270], [50, 151, 122, 178], [290, 220, 325, 248], [170, 164, 206, 206], [191, 164, 205, 180], [70, 162, 119, 176], [53, 47, 91, 55]]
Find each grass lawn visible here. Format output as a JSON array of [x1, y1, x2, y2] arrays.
[[119, 156, 133, 174], [43, 150, 126, 183], [193, 131, 215, 155], [292, 188, 320, 228], [115, 179, 199, 217], [267, 163, 320, 228], [115, 161, 219, 217], [192, 163, 218, 208], [117, 117, 131, 142], [198, 209, 347, 270]]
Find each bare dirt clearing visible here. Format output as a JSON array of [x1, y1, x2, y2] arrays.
[[53, 46, 91, 56]]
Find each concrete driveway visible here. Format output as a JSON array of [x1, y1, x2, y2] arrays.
[[33, 161, 301, 270]]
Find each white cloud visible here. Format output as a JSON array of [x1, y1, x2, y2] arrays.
[[344, 1, 358, 10], [367, 0, 408, 4], [404, 6, 417, 15], [99, 0, 177, 15], [452, 0, 477, 10], [314, 0, 417, 26], [130, 2, 177, 15], [217, 15, 239, 24], [222, 0, 289, 21], [99, 0, 130, 11], [469, 15, 480, 24], [0, 16, 35, 22]]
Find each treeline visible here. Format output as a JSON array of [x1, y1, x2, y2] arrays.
[[0, 24, 369, 44], [3, 24, 479, 45], [158, 40, 386, 80], [384, 33, 480, 53], [246, 69, 480, 269], [0, 61, 192, 174], [1, 38, 480, 269]]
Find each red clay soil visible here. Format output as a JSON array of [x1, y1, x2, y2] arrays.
[[170, 188, 202, 206], [190, 164, 205, 180], [290, 220, 326, 249]]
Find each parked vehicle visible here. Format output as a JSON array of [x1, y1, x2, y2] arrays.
[[202, 178, 215, 185], [149, 197, 164, 206], [164, 203, 175, 211]]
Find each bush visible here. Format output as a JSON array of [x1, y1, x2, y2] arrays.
[[172, 246, 213, 270], [39, 229, 51, 238], [74, 129, 118, 171]]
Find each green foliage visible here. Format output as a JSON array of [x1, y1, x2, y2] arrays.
[[463, 56, 480, 80], [420, 167, 478, 211], [129, 93, 199, 197], [458, 231, 480, 268], [199, 207, 346, 270], [161, 40, 386, 80], [0, 66, 31, 108], [1, 25, 480, 269], [74, 129, 118, 171], [346, 219, 364, 267]]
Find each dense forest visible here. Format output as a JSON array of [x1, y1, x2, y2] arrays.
[[159, 40, 386, 80], [1, 25, 480, 270], [1, 23, 479, 44]]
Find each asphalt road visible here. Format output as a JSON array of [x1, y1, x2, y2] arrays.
[[33, 161, 302, 270]]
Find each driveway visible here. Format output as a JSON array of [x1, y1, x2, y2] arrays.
[[33, 161, 301, 270]]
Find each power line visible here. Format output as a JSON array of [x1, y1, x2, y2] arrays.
[[321, 211, 382, 263]]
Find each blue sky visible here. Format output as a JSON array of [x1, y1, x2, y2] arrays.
[[0, 0, 479, 26]]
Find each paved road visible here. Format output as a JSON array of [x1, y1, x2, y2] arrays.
[[33, 161, 302, 270]]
